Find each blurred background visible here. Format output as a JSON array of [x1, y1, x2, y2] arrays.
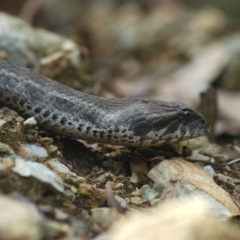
[[1, 0, 240, 143]]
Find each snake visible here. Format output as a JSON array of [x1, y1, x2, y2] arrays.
[[0, 58, 210, 147]]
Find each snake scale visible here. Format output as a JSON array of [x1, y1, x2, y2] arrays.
[[0, 58, 210, 147]]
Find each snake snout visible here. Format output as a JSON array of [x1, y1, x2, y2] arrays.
[[199, 118, 210, 132], [180, 108, 210, 138]]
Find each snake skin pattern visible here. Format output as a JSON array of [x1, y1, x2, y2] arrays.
[[0, 59, 210, 146]]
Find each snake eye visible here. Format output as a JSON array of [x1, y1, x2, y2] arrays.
[[182, 109, 192, 116], [179, 109, 192, 121], [200, 119, 207, 125]]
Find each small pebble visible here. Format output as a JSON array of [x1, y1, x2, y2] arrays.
[[15, 116, 24, 123], [23, 117, 37, 128], [0, 119, 6, 127], [2, 157, 14, 168], [204, 165, 216, 177], [23, 144, 48, 159]]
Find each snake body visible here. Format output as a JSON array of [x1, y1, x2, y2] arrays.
[[0, 59, 210, 146]]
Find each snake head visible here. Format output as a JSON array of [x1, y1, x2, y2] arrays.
[[118, 99, 210, 146]]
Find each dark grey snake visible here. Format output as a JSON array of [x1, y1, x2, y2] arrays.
[[0, 59, 210, 147]]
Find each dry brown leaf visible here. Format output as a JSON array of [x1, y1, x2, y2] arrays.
[[156, 35, 240, 105], [147, 158, 240, 216]]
